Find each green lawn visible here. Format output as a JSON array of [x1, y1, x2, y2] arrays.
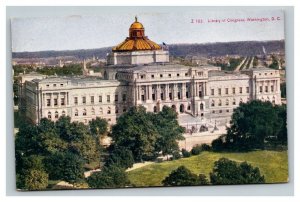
[[127, 150, 288, 187]]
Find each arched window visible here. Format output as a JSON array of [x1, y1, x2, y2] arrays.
[[83, 109, 87, 116], [62, 111, 66, 116], [75, 109, 78, 116], [200, 103, 204, 110], [91, 108, 95, 115], [226, 99, 229, 106], [211, 100, 215, 107], [55, 111, 59, 119], [107, 107, 111, 114], [171, 105, 176, 111], [153, 106, 157, 113], [48, 111, 52, 119], [99, 107, 103, 114], [115, 107, 119, 114], [232, 98, 236, 105], [123, 107, 126, 112], [218, 99, 222, 106], [239, 98, 243, 104]]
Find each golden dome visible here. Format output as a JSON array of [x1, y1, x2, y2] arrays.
[[112, 16, 161, 52]]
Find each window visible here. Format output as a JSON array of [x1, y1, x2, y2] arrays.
[[91, 108, 95, 115], [160, 74, 163, 78], [160, 93, 164, 100], [199, 91, 203, 97], [219, 110, 222, 113], [246, 87, 249, 93], [178, 92, 181, 99], [271, 86, 274, 92], [226, 109, 230, 113], [232, 99, 236, 105], [46, 84, 49, 87], [232, 88, 236, 94], [99, 95, 102, 103], [141, 95, 145, 101], [91, 96, 94, 104], [62, 111, 66, 116], [226, 99, 229, 106], [211, 100, 215, 107], [186, 91, 189, 98], [99, 108, 103, 114], [225, 88, 228, 95], [60, 84, 63, 87], [122, 94, 126, 102], [265, 86, 268, 93], [48, 112, 51, 119], [168, 74, 171, 78], [152, 94, 156, 100], [169, 93, 172, 100], [200, 103, 204, 110], [55, 111, 59, 119], [83, 109, 87, 116], [185, 73, 188, 76], [75, 109, 78, 116], [82, 96, 86, 104], [218, 88, 221, 95], [54, 98, 58, 106], [140, 75, 144, 79], [211, 89, 214, 96], [115, 94, 118, 102], [115, 107, 119, 114], [123, 107, 126, 112], [61, 98, 65, 106], [260, 86, 263, 93], [47, 99, 51, 106], [151, 75, 154, 78], [218, 100, 222, 106], [239, 87, 243, 94], [177, 73, 180, 77], [212, 110, 215, 114], [53, 84, 56, 87], [107, 107, 111, 114], [74, 97, 78, 105], [107, 95, 110, 103]]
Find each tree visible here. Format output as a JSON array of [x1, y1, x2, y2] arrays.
[[224, 100, 287, 151], [162, 166, 199, 186], [87, 165, 130, 188], [111, 106, 159, 161], [24, 169, 48, 190], [152, 106, 185, 156], [210, 158, 265, 185], [89, 117, 108, 138], [198, 174, 209, 185], [105, 147, 134, 169], [44, 152, 85, 184]]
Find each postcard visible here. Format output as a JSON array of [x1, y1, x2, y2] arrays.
[[11, 8, 288, 190]]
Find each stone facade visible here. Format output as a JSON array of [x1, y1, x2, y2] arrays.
[[19, 18, 281, 130]]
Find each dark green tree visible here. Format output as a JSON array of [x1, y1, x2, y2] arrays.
[[162, 166, 199, 186], [105, 147, 134, 169], [198, 174, 209, 185], [87, 165, 131, 188], [89, 117, 108, 138], [152, 106, 185, 157], [210, 158, 265, 185], [224, 100, 287, 151], [44, 152, 85, 184], [111, 106, 159, 161]]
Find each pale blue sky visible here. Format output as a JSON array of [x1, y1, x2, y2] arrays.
[[11, 9, 285, 52]]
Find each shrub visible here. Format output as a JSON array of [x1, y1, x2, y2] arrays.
[[181, 149, 191, 158], [191, 145, 202, 155]]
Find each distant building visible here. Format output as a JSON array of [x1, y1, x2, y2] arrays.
[[20, 17, 281, 131]]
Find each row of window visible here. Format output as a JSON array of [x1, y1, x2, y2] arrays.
[[210, 87, 249, 96], [46, 83, 64, 88], [73, 94, 127, 105], [46, 98, 65, 107], [259, 85, 274, 93], [74, 107, 127, 117], [47, 111, 66, 119], [140, 72, 190, 80], [210, 98, 246, 107]]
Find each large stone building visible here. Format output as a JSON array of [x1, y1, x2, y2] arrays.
[[19, 17, 281, 131]]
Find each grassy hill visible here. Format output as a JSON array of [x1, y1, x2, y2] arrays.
[[127, 151, 288, 187]]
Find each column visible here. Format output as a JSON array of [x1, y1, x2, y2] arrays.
[[174, 83, 178, 100], [182, 83, 186, 99], [58, 92, 61, 107], [166, 84, 169, 101], [51, 93, 54, 107]]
